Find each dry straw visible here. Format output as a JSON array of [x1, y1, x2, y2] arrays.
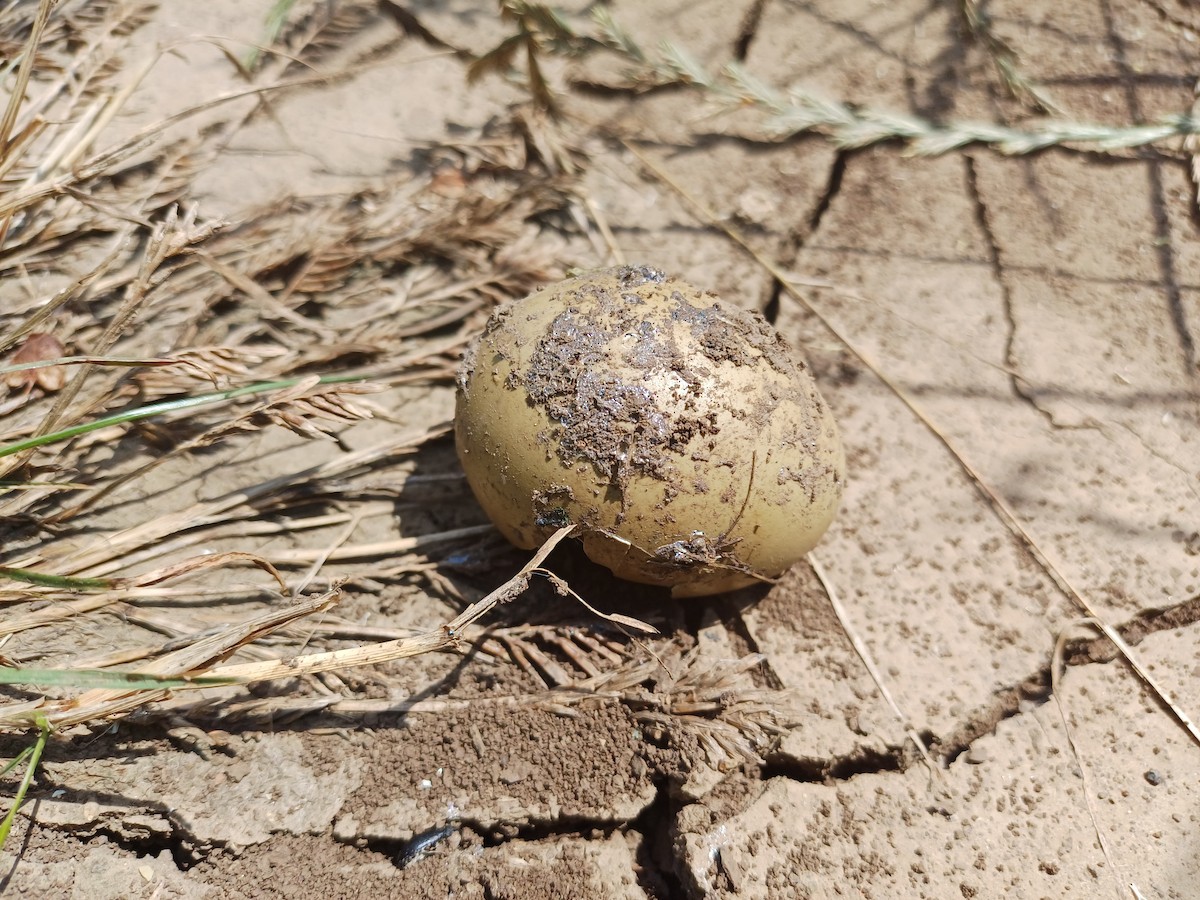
[[0, 0, 788, 791]]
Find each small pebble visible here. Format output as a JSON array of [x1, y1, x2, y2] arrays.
[[1144, 770, 1163, 786]]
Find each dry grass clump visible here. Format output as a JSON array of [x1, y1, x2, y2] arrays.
[[0, 0, 789, 799], [0, 1, 547, 723]]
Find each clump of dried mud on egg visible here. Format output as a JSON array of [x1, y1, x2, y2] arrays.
[[516, 265, 816, 502]]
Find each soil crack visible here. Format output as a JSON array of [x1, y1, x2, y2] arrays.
[[807, 149, 848, 240], [1101, 0, 1198, 378], [935, 591, 1200, 763], [733, 0, 769, 62], [763, 741, 909, 783], [962, 153, 1080, 428], [760, 148, 848, 329], [25, 799, 203, 872], [353, 775, 688, 898]]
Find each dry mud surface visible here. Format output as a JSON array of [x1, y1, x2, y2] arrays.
[[1, 1, 1199, 899]]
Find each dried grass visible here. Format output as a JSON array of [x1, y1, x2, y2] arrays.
[[590, 7, 1200, 156], [0, 0, 576, 743], [0, 0, 769, 777]]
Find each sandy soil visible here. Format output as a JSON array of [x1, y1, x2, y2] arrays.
[[1, 1, 1198, 898]]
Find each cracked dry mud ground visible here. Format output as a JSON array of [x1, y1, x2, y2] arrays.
[[2, 1, 1199, 898]]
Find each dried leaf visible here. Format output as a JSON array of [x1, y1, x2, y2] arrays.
[[4, 333, 67, 392]]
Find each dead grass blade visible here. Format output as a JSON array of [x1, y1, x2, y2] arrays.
[[0, 0, 54, 177], [2, 206, 217, 481], [206, 526, 576, 683], [0, 353, 184, 385], [0, 225, 133, 357], [264, 525, 497, 564], [0, 594, 119, 637], [0, 586, 342, 730], [617, 647, 791, 767], [196, 251, 338, 340], [121, 551, 286, 592], [957, 0, 1060, 115], [43, 422, 449, 579], [537, 570, 658, 634], [0, 551, 286, 641], [809, 552, 937, 774], [1051, 625, 1131, 900]]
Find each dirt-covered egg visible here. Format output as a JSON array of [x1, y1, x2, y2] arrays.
[[454, 265, 844, 597]]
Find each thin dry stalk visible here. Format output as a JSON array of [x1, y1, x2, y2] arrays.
[[206, 525, 576, 683], [263, 525, 498, 564], [0, 0, 55, 193], [619, 648, 792, 766], [24, 206, 213, 444], [290, 510, 364, 599], [0, 594, 117, 637], [0, 586, 342, 730], [1051, 626, 1131, 900], [41, 422, 450, 579], [0, 226, 133, 357], [809, 552, 937, 773], [957, 0, 1060, 114]]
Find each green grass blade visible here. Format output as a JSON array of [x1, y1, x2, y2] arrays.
[[245, 0, 298, 68], [0, 566, 112, 590], [0, 374, 364, 461], [0, 715, 49, 853], [0, 745, 34, 780]]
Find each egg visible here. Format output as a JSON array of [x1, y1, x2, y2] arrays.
[[454, 265, 844, 597]]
